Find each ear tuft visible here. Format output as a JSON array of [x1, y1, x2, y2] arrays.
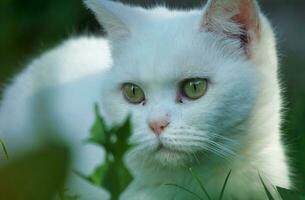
[[201, 0, 261, 56], [84, 0, 130, 41]]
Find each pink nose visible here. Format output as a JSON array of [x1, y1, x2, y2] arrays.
[[149, 119, 170, 136]]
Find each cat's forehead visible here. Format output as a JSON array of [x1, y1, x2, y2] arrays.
[[112, 38, 242, 85], [110, 9, 245, 84]]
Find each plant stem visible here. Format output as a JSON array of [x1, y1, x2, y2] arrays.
[[218, 170, 232, 200], [0, 139, 8, 159]]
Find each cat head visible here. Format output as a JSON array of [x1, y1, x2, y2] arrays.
[[85, 0, 275, 167]]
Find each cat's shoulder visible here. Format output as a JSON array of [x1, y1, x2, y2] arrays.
[[7, 36, 111, 92], [0, 36, 111, 117], [29, 36, 111, 82]]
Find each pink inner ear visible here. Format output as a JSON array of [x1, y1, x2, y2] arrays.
[[232, 1, 260, 35], [202, 0, 261, 57], [231, 1, 260, 55]]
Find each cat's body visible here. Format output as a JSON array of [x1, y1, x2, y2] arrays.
[[0, 0, 291, 199], [0, 37, 111, 199]]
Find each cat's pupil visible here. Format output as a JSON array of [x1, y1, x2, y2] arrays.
[[132, 86, 136, 96], [193, 83, 197, 91]]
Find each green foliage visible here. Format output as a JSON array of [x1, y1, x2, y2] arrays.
[[87, 104, 133, 200], [0, 107, 303, 200], [189, 168, 212, 200], [167, 169, 232, 200], [259, 177, 305, 200], [60, 197, 80, 200], [57, 188, 80, 200], [0, 106, 133, 200], [169, 169, 305, 200], [0, 143, 70, 200], [166, 183, 205, 200], [259, 174, 275, 200], [218, 170, 232, 200], [276, 187, 305, 200], [0, 138, 9, 160]]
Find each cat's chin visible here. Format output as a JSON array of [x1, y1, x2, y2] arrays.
[[126, 144, 199, 169], [150, 146, 193, 167]]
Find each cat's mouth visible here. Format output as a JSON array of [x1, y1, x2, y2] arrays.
[[154, 143, 185, 155], [128, 139, 194, 166], [148, 143, 191, 166], [155, 144, 172, 152]]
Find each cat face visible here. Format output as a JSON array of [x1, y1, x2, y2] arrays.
[[87, 0, 262, 166]]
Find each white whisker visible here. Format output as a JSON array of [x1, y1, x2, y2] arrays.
[[162, 129, 238, 161]]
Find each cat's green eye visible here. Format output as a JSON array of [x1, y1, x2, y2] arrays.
[[122, 83, 145, 104], [181, 78, 208, 100]]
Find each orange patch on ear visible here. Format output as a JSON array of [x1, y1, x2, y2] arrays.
[[231, 0, 260, 36], [201, 0, 261, 57], [231, 1, 260, 57]]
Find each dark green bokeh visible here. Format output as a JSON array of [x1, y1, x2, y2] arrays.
[[0, 143, 70, 200], [0, 0, 304, 192]]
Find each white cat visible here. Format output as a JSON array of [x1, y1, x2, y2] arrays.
[[0, 0, 291, 199]]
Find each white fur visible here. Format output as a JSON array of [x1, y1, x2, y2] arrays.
[[0, 0, 290, 199], [0, 37, 111, 199]]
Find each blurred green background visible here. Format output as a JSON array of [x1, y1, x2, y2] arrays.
[[0, 0, 304, 191]]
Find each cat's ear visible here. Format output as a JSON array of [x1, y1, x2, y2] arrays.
[[84, 0, 141, 41], [201, 0, 261, 56]]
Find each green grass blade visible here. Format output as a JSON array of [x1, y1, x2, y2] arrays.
[[73, 170, 91, 183], [165, 183, 204, 200], [218, 170, 232, 200], [259, 174, 275, 200], [189, 168, 212, 200], [276, 186, 305, 200], [0, 139, 8, 159]]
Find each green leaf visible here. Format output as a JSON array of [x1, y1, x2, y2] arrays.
[[189, 168, 212, 200], [259, 174, 275, 200], [87, 108, 134, 200], [115, 115, 132, 141], [218, 170, 232, 200], [111, 116, 133, 159], [90, 162, 110, 186], [0, 138, 9, 159], [113, 160, 133, 194], [0, 143, 70, 200], [165, 183, 204, 200], [276, 187, 305, 200], [73, 170, 91, 184], [98, 154, 133, 200], [57, 188, 80, 200], [89, 104, 107, 145]]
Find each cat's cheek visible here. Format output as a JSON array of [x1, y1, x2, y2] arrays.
[[103, 96, 148, 131], [100, 92, 129, 125]]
